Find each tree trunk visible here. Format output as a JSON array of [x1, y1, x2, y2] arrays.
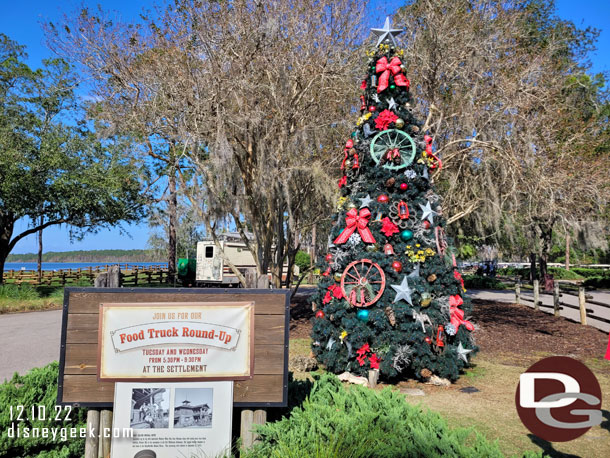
[[539, 225, 553, 280], [565, 234, 570, 271], [529, 252, 537, 283], [168, 167, 178, 282], [37, 216, 43, 283], [0, 213, 15, 286]]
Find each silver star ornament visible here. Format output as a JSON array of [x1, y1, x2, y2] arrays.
[[387, 97, 397, 111], [359, 194, 373, 208], [419, 201, 437, 224], [456, 342, 473, 363], [391, 276, 413, 305], [371, 17, 403, 47]]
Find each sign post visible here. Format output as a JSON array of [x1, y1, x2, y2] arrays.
[[58, 288, 290, 456]]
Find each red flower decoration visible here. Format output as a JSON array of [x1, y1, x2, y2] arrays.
[[360, 80, 367, 90], [323, 291, 332, 304], [374, 109, 399, 131], [369, 353, 381, 369], [357, 343, 370, 357], [380, 217, 399, 237], [328, 284, 344, 299]]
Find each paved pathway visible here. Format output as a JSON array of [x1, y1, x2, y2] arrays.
[[0, 309, 62, 382], [468, 289, 610, 333], [1, 288, 608, 383]]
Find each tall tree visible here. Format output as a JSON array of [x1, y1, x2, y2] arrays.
[[0, 34, 145, 283], [48, 0, 366, 287]]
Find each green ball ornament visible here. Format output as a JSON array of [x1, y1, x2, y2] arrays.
[[400, 229, 414, 242], [390, 84, 396, 90], [356, 309, 370, 321]]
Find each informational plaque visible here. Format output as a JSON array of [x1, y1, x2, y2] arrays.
[[110, 381, 233, 458], [98, 302, 254, 381]]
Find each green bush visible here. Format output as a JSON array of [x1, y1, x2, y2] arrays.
[[583, 276, 610, 289], [294, 251, 311, 273], [0, 362, 87, 458], [571, 267, 610, 278], [463, 275, 508, 290], [246, 374, 507, 458], [497, 267, 584, 281]]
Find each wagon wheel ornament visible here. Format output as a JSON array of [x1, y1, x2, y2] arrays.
[[340, 259, 386, 307], [370, 129, 416, 170]]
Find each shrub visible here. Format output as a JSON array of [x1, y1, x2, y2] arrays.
[[246, 374, 506, 458], [583, 276, 610, 289], [571, 267, 610, 279], [0, 362, 87, 458], [497, 267, 584, 281], [294, 251, 311, 273], [463, 275, 508, 290], [0, 284, 40, 301]]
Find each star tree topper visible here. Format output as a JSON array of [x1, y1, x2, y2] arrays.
[[371, 17, 403, 47]]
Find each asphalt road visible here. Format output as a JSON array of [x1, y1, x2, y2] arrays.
[[1, 288, 608, 382], [0, 309, 62, 382]]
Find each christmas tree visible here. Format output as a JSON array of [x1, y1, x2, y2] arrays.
[[311, 18, 476, 382]]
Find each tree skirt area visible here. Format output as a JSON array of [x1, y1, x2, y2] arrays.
[[289, 292, 610, 457]]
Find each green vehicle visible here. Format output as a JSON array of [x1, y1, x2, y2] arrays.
[[177, 258, 197, 286]]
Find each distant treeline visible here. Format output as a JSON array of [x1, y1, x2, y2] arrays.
[[7, 249, 163, 263]]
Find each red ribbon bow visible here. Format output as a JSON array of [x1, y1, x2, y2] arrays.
[[334, 208, 376, 244], [449, 295, 474, 332], [376, 56, 409, 93]]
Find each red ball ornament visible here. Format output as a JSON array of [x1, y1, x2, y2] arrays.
[[325, 253, 332, 262], [368, 106, 376, 112], [377, 194, 389, 203], [391, 261, 403, 273], [315, 310, 325, 319], [425, 336, 432, 344], [423, 221, 431, 229], [400, 183, 408, 191]]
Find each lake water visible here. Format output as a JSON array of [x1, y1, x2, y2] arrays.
[[4, 262, 166, 272]]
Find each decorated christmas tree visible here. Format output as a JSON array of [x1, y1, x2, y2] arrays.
[[311, 18, 476, 382]]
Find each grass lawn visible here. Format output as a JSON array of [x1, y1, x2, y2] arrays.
[[289, 337, 610, 457], [0, 285, 64, 313]]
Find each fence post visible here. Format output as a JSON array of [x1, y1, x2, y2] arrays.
[[533, 279, 540, 311], [515, 279, 521, 304], [578, 286, 587, 325], [553, 282, 560, 317]]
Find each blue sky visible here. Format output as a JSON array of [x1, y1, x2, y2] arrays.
[[2, 0, 609, 254]]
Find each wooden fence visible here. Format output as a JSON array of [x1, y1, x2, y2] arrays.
[[506, 276, 610, 327], [2, 264, 168, 287]]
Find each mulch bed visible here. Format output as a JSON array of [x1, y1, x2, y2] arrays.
[[290, 293, 609, 360]]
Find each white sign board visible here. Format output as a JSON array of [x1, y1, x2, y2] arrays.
[[111, 381, 233, 458], [98, 302, 254, 381]]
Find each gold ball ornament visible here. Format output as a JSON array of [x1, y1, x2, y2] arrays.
[[395, 118, 405, 129], [420, 291, 432, 307], [346, 202, 357, 209], [427, 274, 437, 283], [344, 159, 353, 169], [366, 244, 379, 252]]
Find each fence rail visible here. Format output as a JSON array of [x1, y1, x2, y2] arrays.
[[2, 264, 168, 287], [507, 276, 610, 326]]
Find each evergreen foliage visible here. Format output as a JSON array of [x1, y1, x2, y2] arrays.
[[0, 362, 87, 457], [311, 23, 476, 382], [247, 374, 532, 458]]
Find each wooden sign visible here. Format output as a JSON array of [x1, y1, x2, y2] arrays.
[[98, 302, 254, 381], [58, 288, 290, 408]]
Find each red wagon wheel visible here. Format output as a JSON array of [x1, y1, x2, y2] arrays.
[[340, 259, 386, 307]]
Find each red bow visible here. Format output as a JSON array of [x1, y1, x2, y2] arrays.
[[424, 135, 443, 170], [449, 295, 474, 332], [376, 56, 409, 93], [334, 208, 376, 244], [385, 148, 400, 161]]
